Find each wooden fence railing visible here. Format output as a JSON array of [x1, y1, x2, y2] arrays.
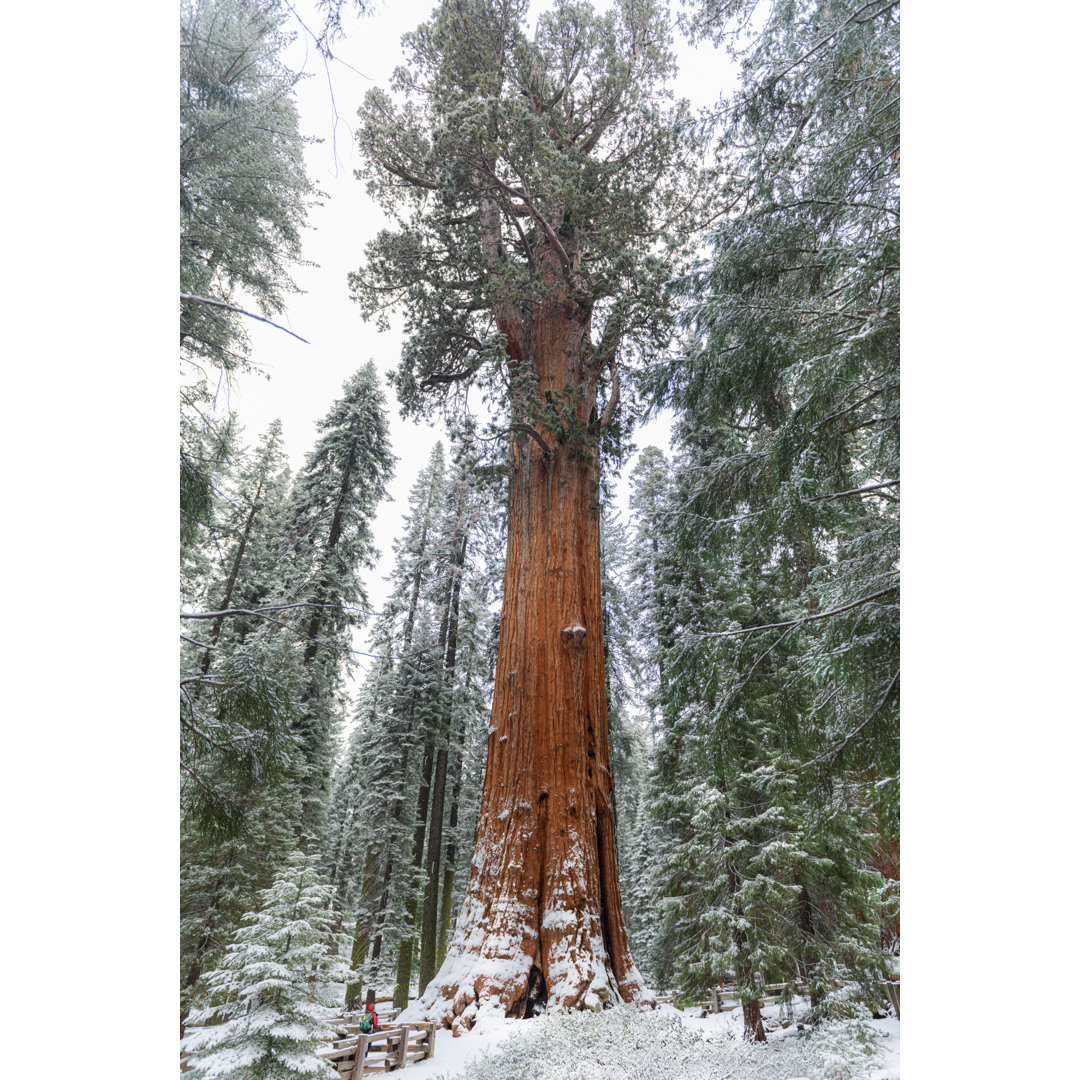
[[316, 1022, 436, 1077], [656, 976, 899, 1018], [182, 1010, 432, 1078]]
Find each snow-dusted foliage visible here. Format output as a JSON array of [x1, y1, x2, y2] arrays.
[[428, 1007, 881, 1080], [325, 439, 501, 1007], [622, 443, 890, 1033], [809, 1007, 882, 1080], [622, 0, 900, 1031], [181, 851, 351, 1080], [180, 0, 315, 534]]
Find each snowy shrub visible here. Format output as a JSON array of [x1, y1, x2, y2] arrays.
[[433, 1007, 879, 1080], [804, 1008, 881, 1080]]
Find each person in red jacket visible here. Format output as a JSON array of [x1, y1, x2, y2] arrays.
[[359, 1001, 381, 1033]]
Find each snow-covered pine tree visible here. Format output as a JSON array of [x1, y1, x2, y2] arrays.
[[416, 446, 490, 996], [597, 511, 652, 961], [180, 0, 315, 531], [326, 445, 451, 1001], [180, 419, 304, 1030], [630, 430, 889, 1038], [635, 0, 901, 1000], [181, 791, 298, 1030], [326, 440, 501, 1007], [182, 850, 350, 1080], [329, 661, 406, 1009], [181, 419, 299, 836], [277, 362, 394, 843], [657, 0, 900, 834], [622, 447, 684, 992]]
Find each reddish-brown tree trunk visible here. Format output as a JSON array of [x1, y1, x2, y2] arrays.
[[403, 283, 650, 1032]]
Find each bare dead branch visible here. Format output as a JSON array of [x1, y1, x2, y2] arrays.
[[180, 293, 311, 343]]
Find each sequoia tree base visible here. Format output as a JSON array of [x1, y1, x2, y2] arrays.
[[399, 878, 655, 1034]]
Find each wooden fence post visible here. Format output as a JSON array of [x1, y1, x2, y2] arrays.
[[394, 1025, 409, 1071], [348, 1032, 371, 1080]]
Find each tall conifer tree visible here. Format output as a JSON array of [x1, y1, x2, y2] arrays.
[[180, 0, 315, 527], [350, 0, 707, 1025], [279, 362, 394, 842]]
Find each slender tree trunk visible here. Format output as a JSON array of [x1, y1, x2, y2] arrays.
[[404, 281, 650, 1029], [393, 738, 435, 1008], [364, 548, 428, 996], [728, 864, 766, 1043], [365, 854, 392, 1009], [294, 443, 359, 841], [418, 527, 467, 993], [345, 847, 381, 1009], [796, 876, 823, 1009], [435, 709, 469, 967], [200, 480, 263, 676]]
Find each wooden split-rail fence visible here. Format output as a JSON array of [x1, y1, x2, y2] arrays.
[[655, 980, 811, 1014], [657, 975, 900, 1019], [181, 1006, 437, 1078], [317, 1014, 437, 1078]]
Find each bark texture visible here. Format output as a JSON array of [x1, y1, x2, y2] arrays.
[[402, 283, 651, 1032]]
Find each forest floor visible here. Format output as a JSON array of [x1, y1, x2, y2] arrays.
[[389, 998, 901, 1080]]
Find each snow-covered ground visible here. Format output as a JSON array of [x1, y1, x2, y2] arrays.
[[385, 998, 900, 1080]]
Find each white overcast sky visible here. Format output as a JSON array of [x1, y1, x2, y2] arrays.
[[223, 0, 742, 691]]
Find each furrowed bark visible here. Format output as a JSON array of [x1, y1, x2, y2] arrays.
[[401, 254, 650, 1031]]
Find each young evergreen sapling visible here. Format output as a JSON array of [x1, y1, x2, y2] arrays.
[[182, 850, 351, 1080]]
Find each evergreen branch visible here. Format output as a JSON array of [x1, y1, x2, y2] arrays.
[[721, 623, 798, 710], [703, 583, 898, 638], [820, 479, 899, 500], [180, 293, 311, 343], [478, 164, 572, 275], [181, 601, 382, 620], [181, 675, 229, 688], [762, 1, 900, 92], [506, 423, 552, 455], [798, 669, 899, 771], [181, 634, 221, 651], [179, 603, 436, 663], [599, 366, 621, 429], [655, 480, 898, 530]]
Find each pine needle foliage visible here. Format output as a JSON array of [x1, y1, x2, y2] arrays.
[[651, 0, 900, 829], [180, 0, 318, 529], [625, 444, 889, 1034], [182, 851, 351, 1080], [325, 439, 502, 1004], [276, 362, 395, 841], [181, 419, 300, 838]]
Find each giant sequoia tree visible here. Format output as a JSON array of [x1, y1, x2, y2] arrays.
[[350, 0, 702, 1027]]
